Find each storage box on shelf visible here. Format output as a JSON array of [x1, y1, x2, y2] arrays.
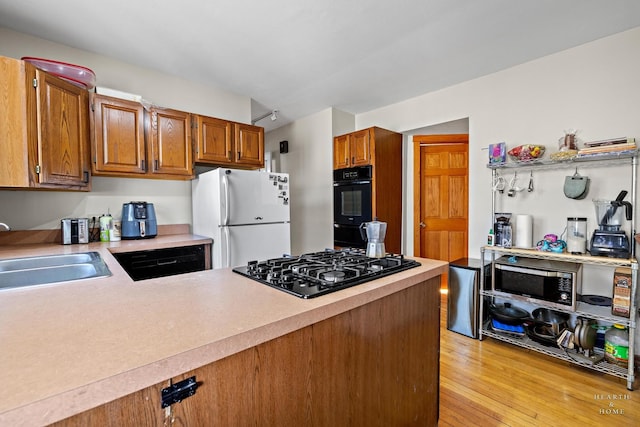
[[481, 150, 638, 390]]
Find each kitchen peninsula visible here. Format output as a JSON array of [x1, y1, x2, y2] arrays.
[[0, 237, 445, 426]]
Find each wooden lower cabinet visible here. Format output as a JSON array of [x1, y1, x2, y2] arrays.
[[53, 277, 440, 426]]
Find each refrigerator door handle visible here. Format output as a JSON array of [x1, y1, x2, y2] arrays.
[[224, 226, 231, 268], [222, 173, 230, 226]]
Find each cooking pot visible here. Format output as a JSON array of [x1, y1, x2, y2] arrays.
[[489, 303, 530, 325], [531, 307, 569, 337], [573, 317, 597, 351]]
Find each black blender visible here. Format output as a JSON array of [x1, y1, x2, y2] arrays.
[[590, 191, 632, 258]]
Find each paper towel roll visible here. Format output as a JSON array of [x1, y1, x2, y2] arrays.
[[515, 214, 533, 248]]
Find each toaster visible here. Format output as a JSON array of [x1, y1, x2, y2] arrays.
[[121, 202, 157, 239], [61, 218, 89, 244]]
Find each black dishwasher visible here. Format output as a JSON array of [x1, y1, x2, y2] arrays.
[[114, 245, 206, 281]]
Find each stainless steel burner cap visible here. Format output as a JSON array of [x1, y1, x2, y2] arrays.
[[323, 271, 345, 282]]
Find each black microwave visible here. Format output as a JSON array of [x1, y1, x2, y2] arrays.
[[492, 256, 582, 310]]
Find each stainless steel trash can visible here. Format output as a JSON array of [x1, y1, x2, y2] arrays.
[[447, 258, 488, 338]]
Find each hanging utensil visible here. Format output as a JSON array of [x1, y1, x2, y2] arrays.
[[527, 171, 534, 192], [492, 171, 506, 194], [507, 172, 524, 197]]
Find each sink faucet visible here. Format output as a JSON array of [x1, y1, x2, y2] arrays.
[[0, 222, 11, 231]]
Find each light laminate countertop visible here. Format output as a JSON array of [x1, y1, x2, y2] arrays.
[[0, 238, 447, 426]]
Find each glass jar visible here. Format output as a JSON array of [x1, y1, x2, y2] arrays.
[[604, 324, 629, 367], [566, 217, 587, 254]]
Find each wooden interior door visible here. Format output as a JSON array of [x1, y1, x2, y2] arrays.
[[413, 135, 469, 287]]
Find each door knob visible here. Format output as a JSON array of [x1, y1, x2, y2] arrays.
[[419, 222, 426, 228]]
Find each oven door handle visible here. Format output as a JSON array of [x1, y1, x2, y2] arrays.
[[495, 264, 560, 277], [333, 180, 371, 186]]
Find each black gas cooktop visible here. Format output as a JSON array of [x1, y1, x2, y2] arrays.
[[232, 248, 421, 298]]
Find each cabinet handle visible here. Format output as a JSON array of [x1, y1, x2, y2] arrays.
[[141, 160, 146, 171], [351, 156, 355, 164], [83, 171, 89, 183], [419, 222, 426, 228], [237, 151, 241, 160], [155, 160, 159, 171]]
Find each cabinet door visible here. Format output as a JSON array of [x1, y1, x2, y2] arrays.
[[194, 115, 233, 164], [0, 57, 29, 187], [148, 107, 193, 178], [333, 134, 350, 169], [349, 129, 371, 166], [31, 68, 91, 189], [234, 123, 264, 167], [91, 94, 146, 175]]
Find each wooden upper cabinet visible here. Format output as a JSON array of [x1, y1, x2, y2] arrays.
[[234, 123, 264, 167], [31, 67, 91, 190], [0, 57, 29, 187], [90, 94, 146, 176], [332, 129, 371, 169], [333, 134, 350, 169], [349, 129, 371, 166], [194, 115, 233, 164], [148, 107, 193, 178], [0, 57, 90, 190], [194, 118, 264, 169], [91, 97, 193, 179]]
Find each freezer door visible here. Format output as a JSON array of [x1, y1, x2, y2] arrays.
[[214, 223, 291, 269], [224, 169, 290, 225]]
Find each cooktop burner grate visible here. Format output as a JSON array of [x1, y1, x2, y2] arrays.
[[232, 248, 421, 298]]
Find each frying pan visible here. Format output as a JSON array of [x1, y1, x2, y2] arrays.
[[488, 303, 530, 325]]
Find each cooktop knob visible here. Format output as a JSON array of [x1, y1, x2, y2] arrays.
[[257, 266, 270, 279], [268, 267, 283, 282], [282, 269, 294, 282]]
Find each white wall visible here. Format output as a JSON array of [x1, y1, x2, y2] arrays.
[[265, 108, 353, 254], [357, 27, 640, 261], [0, 27, 251, 229]]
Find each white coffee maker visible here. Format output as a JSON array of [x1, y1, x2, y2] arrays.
[[359, 218, 387, 258]]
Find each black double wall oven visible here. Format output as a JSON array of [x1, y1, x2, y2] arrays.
[[333, 166, 372, 248]]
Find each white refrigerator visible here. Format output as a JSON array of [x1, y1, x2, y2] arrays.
[[192, 168, 291, 269]]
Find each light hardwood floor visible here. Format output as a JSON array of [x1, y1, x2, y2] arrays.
[[438, 292, 640, 426]]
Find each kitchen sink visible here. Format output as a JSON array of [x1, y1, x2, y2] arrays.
[[0, 252, 96, 272], [0, 252, 111, 290]]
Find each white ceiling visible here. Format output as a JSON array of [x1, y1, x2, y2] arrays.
[[1, 0, 639, 131]]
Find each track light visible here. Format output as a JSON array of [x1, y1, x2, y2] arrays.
[[252, 109, 278, 125]]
